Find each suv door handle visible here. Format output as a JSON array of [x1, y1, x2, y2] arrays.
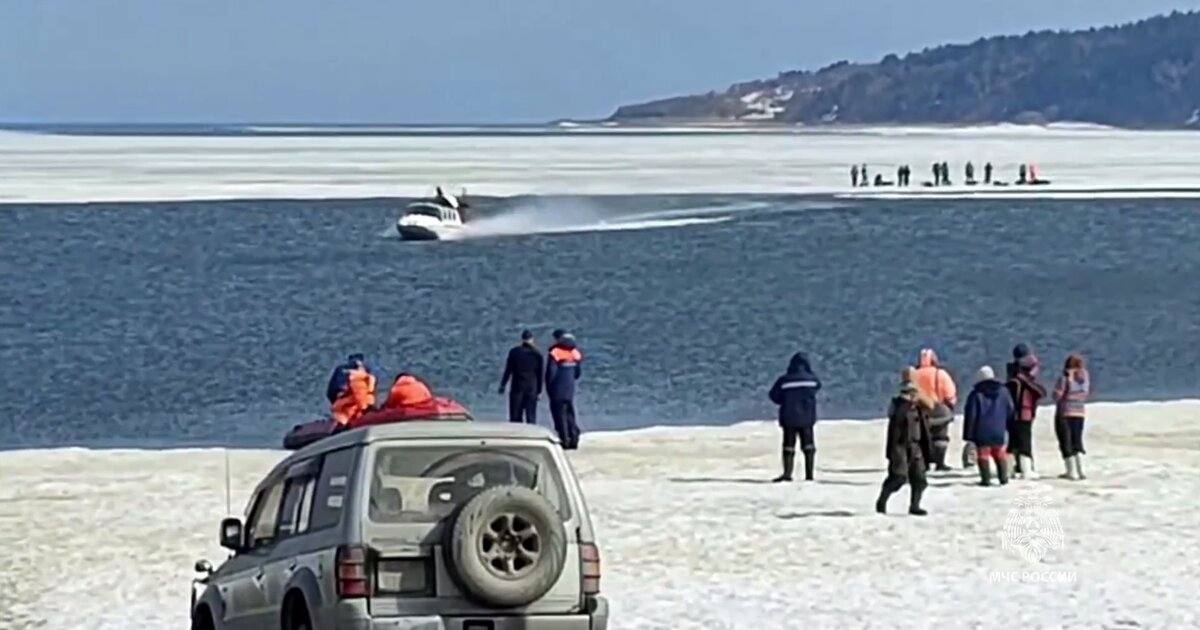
[[253, 568, 265, 586], [286, 560, 298, 573]]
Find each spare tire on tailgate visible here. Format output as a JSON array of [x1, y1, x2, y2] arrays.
[[445, 486, 567, 608]]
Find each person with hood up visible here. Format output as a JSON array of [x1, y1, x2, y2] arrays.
[[876, 367, 933, 516], [330, 356, 377, 427], [545, 331, 583, 449], [499, 329, 544, 424], [326, 353, 370, 404], [382, 371, 434, 409], [914, 348, 958, 471], [1006, 343, 1047, 478], [767, 352, 822, 482], [1053, 353, 1091, 480], [963, 366, 1014, 486]]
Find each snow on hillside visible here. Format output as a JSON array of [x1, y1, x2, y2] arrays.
[[1, 401, 1198, 629]]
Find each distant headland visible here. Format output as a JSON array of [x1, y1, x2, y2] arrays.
[[607, 11, 1200, 130]]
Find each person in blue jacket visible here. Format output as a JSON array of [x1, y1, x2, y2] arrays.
[[963, 365, 1015, 486], [768, 352, 822, 482], [545, 331, 583, 449], [325, 353, 369, 404]]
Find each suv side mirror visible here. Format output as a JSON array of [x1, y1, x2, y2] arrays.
[[194, 559, 214, 574], [219, 517, 245, 552]]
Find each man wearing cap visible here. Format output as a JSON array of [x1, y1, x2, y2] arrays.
[[499, 330, 544, 424], [545, 330, 583, 449]]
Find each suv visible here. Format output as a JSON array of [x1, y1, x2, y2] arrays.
[[190, 421, 609, 630]]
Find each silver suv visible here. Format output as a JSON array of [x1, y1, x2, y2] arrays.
[[190, 421, 609, 630]]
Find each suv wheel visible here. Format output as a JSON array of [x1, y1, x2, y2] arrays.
[[446, 485, 568, 608]]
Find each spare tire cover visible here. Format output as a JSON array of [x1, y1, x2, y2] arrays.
[[445, 485, 567, 608]]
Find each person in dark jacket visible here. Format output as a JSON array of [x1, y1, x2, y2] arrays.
[[1006, 343, 1047, 478], [876, 368, 933, 516], [767, 352, 822, 482], [326, 353, 368, 404], [545, 332, 583, 449], [498, 330, 544, 424], [963, 366, 1014, 486]]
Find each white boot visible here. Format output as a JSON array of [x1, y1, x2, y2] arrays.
[[1020, 455, 1038, 480], [1060, 457, 1078, 480], [1074, 454, 1086, 480]]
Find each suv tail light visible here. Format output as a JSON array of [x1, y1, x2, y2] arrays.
[[581, 543, 601, 595], [336, 544, 370, 599]]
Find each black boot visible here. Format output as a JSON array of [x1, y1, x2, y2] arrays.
[[803, 450, 815, 481], [908, 483, 927, 516], [933, 445, 951, 472], [772, 448, 795, 483], [996, 457, 1009, 485], [977, 458, 992, 487], [876, 476, 901, 514]]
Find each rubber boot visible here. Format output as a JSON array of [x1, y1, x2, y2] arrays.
[[1020, 455, 1039, 480], [908, 484, 927, 516], [802, 450, 815, 481], [772, 448, 795, 483], [1074, 454, 1086, 480], [1011, 453, 1023, 479], [1060, 457, 1078, 480], [977, 458, 992, 487], [995, 457, 1010, 485], [875, 486, 891, 514]]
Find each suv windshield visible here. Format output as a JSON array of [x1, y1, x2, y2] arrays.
[[368, 444, 571, 524]]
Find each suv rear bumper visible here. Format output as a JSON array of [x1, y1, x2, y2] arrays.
[[333, 596, 609, 630]]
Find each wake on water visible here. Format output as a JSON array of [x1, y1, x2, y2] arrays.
[[382, 197, 845, 242]]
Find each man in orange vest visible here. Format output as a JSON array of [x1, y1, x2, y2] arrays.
[[330, 355, 377, 428], [545, 330, 583, 449]]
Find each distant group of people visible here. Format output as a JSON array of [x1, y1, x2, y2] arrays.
[[497, 329, 584, 449], [766, 344, 1092, 516], [849, 162, 1048, 188]]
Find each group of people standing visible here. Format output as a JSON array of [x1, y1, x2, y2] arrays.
[[498, 328, 584, 449], [766, 344, 1092, 516], [849, 161, 1045, 187]]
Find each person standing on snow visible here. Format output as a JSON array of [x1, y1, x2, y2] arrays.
[[1006, 343, 1047, 478], [767, 352, 822, 482], [876, 367, 933, 516], [963, 366, 1014, 486], [545, 331, 583, 449], [914, 348, 958, 471], [499, 329, 544, 425], [1053, 353, 1091, 480]]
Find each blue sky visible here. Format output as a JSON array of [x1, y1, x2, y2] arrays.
[[1, 0, 1197, 124]]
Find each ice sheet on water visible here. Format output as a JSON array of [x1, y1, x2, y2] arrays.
[[4, 127, 1200, 203], [2, 401, 1199, 629]]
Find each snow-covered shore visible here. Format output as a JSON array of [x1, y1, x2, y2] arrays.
[[2, 401, 1198, 629]]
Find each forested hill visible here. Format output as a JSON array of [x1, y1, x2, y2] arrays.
[[609, 11, 1200, 129]]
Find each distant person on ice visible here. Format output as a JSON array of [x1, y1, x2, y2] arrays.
[[545, 330, 583, 449], [963, 366, 1014, 486], [499, 329, 544, 425], [876, 367, 933, 516], [851, 164, 860, 187], [914, 348, 958, 471], [1053, 353, 1091, 480], [767, 352, 822, 482], [1006, 343, 1047, 478]]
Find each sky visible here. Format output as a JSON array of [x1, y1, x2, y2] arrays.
[[2, 0, 1198, 124]]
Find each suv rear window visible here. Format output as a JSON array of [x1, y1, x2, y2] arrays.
[[368, 445, 571, 524]]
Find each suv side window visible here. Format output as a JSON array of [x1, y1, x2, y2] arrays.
[[245, 479, 286, 549], [309, 447, 357, 531], [276, 475, 316, 539]]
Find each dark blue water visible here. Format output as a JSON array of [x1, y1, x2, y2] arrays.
[[3, 194, 1199, 449]]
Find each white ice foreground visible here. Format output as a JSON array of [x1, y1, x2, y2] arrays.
[[2, 401, 1198, 629]]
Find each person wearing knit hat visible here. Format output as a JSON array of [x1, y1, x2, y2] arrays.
[[1005, 344, 1048, 479], [963, 365, 1015, 486], [876, 367, 934, 516]]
